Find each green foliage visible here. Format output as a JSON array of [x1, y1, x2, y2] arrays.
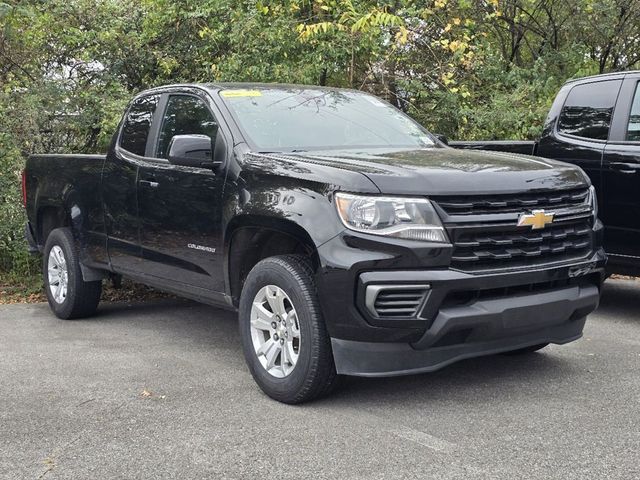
[[0, 132, 33, 277], [2, 0, 640, 282]]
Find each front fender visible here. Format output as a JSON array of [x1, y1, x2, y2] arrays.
[[225, 152, 379, 247]]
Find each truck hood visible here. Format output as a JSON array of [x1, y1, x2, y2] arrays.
[[281, 147, 589, 195]]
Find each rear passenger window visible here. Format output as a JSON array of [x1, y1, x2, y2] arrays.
[[627, 83, 640, 141], [558, 80, 621, 140], [120, 94, 160, 156]]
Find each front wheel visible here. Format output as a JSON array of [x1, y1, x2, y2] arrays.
[[239, 255, 337, 404], [43, 227, 102, 319]]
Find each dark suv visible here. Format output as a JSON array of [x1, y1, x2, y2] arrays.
[[452, 71, 640, 276]]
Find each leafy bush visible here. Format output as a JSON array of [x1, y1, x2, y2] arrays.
[[0, 133, 35, 279], [2, 0, 638, 288]]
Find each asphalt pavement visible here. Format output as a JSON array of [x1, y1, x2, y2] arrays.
[[1, 279, 639, 479]]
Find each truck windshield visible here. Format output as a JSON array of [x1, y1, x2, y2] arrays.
[[219, 88, 434, 151]]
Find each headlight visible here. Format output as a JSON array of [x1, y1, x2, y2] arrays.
[[589, 185, 598, 218], [334, 193, 449, 242]]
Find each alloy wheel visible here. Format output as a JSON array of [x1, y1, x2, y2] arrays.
[[47, 245, 68, 304], [250, 285, 301, 378]]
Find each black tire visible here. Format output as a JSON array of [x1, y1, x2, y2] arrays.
[[43, 227, 102, 319], [502, 343, 549, 355], [239, 255, 338, 404]]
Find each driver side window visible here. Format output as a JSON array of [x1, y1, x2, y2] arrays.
[[156, 95, 218, 159]]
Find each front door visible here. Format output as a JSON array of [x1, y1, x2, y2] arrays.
[[602, 79, 640, 259], [137, 93, 226, 293]]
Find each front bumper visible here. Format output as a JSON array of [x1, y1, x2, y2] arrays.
[[332, 281, 597, 376], [316, 230, 605, 377]]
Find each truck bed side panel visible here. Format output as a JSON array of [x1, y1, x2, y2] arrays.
[[449, 140, 537, 156], [25, 154, 109, 267]]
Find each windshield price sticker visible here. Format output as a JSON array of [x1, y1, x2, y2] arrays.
[[221, 90, 262, 98]]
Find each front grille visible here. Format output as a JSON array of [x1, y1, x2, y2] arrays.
[[436, 188, 589, 216], [432, 187, 594, 272], [448, 219, 592, 272], [366, 286, 429, 318]]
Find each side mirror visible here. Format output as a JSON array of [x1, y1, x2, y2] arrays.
[[168, 134, 220, 169], [434, 134, 449, 145]]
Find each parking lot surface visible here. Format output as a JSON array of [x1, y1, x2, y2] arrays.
[[1, 279, 639, 479]]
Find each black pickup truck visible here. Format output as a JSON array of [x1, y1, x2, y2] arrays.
[[24, 84, 605, 403], [451, 70, 640, 276]]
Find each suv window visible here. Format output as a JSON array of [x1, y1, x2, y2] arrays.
[[558, 80, 621, 140], [120, 94, 160, 156], [157, 95, 218, 158], [627, 83, 640, 141]]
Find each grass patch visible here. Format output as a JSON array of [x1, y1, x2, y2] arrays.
[[1, 272, 175, 304], [0, 272, 44, 304]]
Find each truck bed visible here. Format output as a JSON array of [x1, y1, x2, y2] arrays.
[[449, 140, 537, 156], [28, 153, 107, 163]]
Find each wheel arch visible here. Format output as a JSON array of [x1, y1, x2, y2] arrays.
[[36, 197, 106, 282], [36, 205, 70, 247], [224, 215, 321, 306]]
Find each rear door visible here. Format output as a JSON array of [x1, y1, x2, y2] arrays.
[[602, 74, 640, 259], [136, 91, 227, 293], [102, 93, 160, 273]]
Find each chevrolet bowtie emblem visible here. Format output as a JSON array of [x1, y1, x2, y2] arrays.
[[517, 209, 555, 230]]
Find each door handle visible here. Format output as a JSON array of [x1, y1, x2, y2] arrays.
[[138, 179, 160, 188], [609, 162, 640, 174]]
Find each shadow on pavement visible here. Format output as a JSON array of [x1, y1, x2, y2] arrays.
[[596, 278, 640, 322], [85, 280, 638, 406], [90, 299, 575, 406], [89, 299, 242, 351], [321, 349, 574, 407]]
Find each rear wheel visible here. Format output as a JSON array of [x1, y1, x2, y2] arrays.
[[43, 227, 102, 319], [503, 343, 549, 355], [239, 255, 337, 404]]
